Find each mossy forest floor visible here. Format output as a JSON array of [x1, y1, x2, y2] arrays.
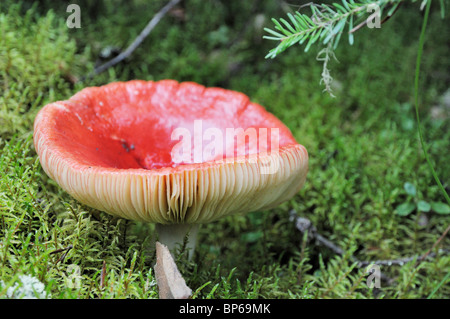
[[0, 0, 449, 299]]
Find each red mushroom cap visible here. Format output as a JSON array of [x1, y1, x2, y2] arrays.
[[33, 80, 308, 223]]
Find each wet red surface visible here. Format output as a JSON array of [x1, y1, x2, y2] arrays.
[[37, 80, 298, 170]]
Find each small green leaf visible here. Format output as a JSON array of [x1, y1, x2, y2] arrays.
[[348, 14, 354, 45], [333, 26, 344, 49], [404, 182, 416, 196], [304, 37, 314, 52], [395, 202, 416, 216], [439, 0, 445, 18], [322, 4, 337, 15], [287, 12, 300, 29], [388, 1, 401, 16], [280, 18, 297, 34], [264, 27, 285, 38], [303, 15, 315, 26], [263, 36, 283, 41], [295, 12, 309, 29], [310, 4, 321, 18], [431, 202, 450, 214], [333, 3, 347, 13], [342, 0, 350, 10], [324, 18, 346, 45], [299, 34, 308, 45], [348, 32, 354, 45], [417, 200, 431, 212], [304, 29, 321, 52], [272, 18, 292, 36], [332, 17, 347, 36], [287, 35, 302, 46], [241, 231, 263, 243]]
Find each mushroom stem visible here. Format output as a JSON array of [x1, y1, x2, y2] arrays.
[[155, 223, 199, 259]]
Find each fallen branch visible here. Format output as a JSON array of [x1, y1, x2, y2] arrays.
[[290, 210, 449, 282], [349, 2, 402, 34], [293, 213, 349, 257], [415, 224, 450, 267], [50, 244, 73, 265], [80, 0, 181, 81], [357, 250, 447, 267], [100, 260, 107, 289]]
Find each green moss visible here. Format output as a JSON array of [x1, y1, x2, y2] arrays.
[[0, 0, 448, 299]]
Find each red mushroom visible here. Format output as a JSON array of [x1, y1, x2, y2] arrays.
[[33, 80, 308, 256]]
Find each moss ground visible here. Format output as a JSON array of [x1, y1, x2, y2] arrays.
[[0, 0, 449, 299]]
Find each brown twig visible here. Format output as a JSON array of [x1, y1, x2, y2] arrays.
[[357, 250, 448, 267], [349, 2, 403, 34], [80, 0, 181, 81], [290, 210, 449, 283], [348, 18, 369, 34], [292, 213, 351, 258], [415, 224, 450, 266], [50, 244, 73, 265], [378, 2, 403, 26], [100, 260, 107, 289]]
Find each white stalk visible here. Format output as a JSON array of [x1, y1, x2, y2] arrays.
[[155, 223, 200, 259]]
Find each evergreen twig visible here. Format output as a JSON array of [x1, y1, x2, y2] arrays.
[[264, 0, 402, 59], [263, 0, 447, 95]]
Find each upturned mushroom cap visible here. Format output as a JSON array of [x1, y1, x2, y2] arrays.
[[33, 80, 308, 224]]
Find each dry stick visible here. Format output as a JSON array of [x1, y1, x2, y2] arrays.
[[292, 214, 395, 283], [349, 2, 403, 34], [80, 0, 181, 81], [292, 213, 350, 258], [50, 244, 73, 265], [356, 251, 445, 267], [290, 211, 449, 283], [96, 260, 107, 298], [415, 224, 450, 267], [100, 260, 107, 289], [49, 245, 73, 255]]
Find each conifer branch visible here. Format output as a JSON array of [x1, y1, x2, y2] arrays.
[[263, 0, 446, 95], [264, 0, 405, 59]]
